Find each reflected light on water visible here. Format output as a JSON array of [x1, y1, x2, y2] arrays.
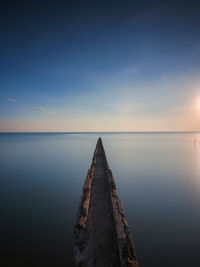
[[194, 135, 200, 191]]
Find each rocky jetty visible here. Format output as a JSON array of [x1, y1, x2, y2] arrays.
[[74, 138, 139, 267]]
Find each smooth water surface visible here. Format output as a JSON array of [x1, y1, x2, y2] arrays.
[[1, 133, 200, 266]]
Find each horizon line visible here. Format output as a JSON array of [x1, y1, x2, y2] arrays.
[[0, 131, 200, 134]]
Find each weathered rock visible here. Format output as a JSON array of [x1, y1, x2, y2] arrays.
[[74, 138, 139, 267]]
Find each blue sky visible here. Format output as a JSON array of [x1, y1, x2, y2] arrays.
[[1, 1, 200, 131]]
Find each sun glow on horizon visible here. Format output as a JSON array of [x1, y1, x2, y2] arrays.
[[196, 97, 200, 112]]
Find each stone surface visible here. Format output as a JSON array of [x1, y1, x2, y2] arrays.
[[74, 138, 139, 267]]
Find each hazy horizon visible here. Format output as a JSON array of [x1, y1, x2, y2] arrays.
[[1, 130, 200, 133]]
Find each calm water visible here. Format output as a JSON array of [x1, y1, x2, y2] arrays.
[[1, 132, 200, 267]]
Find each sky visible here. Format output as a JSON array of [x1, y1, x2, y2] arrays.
[[1, 0, 200, 132]]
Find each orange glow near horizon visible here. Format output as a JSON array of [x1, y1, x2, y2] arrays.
[[195, 97, 200, 112]]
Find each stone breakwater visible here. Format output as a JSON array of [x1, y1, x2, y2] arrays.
[[74, 138, 139, 267]]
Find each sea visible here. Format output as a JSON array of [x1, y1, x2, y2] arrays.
[[1, 132, 200, 267]]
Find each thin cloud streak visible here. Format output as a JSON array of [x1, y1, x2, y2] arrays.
[[7, 97, 17, 102], [31, 107, 54, 115]]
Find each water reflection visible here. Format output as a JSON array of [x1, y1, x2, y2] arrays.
[[0, 133, 200, 266]]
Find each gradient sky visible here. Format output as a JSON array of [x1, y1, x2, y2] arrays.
[[1, 0, 200, 132]]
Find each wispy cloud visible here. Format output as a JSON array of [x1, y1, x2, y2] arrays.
[[7, 97, 17, 102], [31, 107, 54, 115], [121, 65, 139, 76]]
